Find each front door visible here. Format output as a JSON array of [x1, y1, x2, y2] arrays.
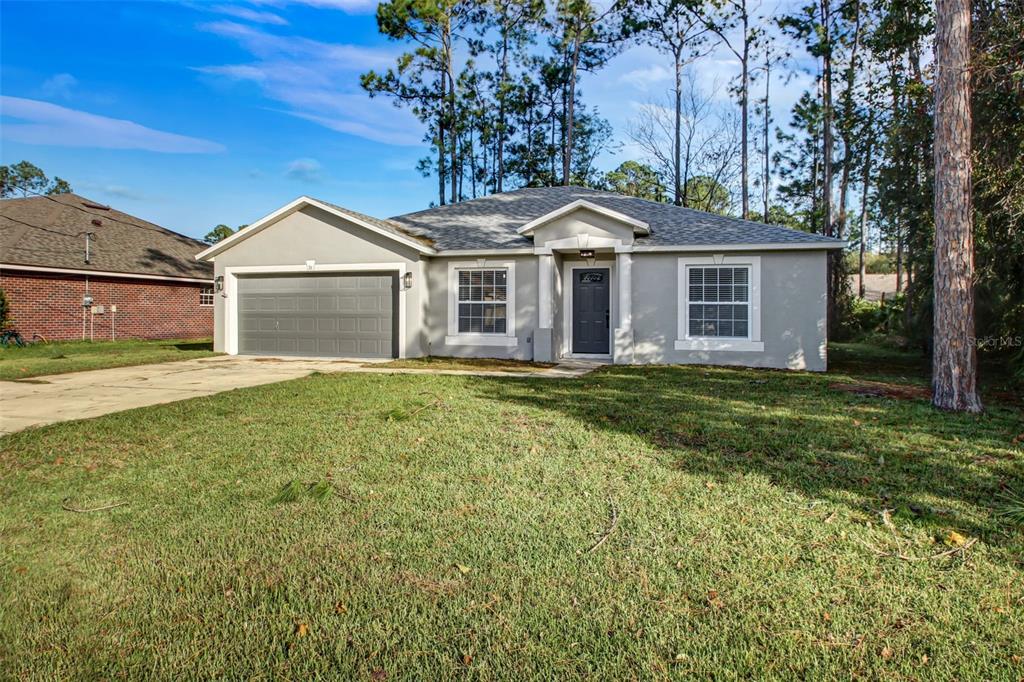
[[572, 268, 610, 354]]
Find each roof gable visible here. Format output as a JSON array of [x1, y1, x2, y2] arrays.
[[195, 196, 436, 261], [517, 200, 650, 236]]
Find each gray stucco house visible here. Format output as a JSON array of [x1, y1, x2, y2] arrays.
[[196, 186, 845, 370]]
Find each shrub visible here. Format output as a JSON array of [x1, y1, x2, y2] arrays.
[[0, 289, 9, 330], [844, 295, 902, 337]]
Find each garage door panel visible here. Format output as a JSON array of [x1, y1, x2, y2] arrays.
[[238, 273, 395, 358]]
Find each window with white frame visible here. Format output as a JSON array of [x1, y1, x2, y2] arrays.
[[686, 266, 750, 338], [457, 268, 507, 333], [200, 287, 215, 306]]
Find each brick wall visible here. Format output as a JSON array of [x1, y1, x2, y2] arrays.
[[0, 270, 213, 341]]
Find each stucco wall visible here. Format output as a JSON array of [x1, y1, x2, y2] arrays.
[[210, 206, 427, 358], [531, 208, 636, 246], [423, 255, 539, 360], [631, 250, 828, 370]]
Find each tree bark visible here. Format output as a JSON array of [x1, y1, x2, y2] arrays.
[[563, 43, 579, 185], [857, 133, 873, 298], [497, 20, 509, 193], [438, 71, 447, 206], [896, 233, 903, 291], [443, 20, 457, 204], [739, 11, 750, 219], [819, 0, 836, 335], [762, 57, 770, 221], [932, 0, 981, 412], [674, 45, 683, 206], [837, 0, 862, 240]]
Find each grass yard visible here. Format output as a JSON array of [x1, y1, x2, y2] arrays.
[[371, 356, 557, 373], [0, 338, 217, 380], [1, 344, 1021, 679]]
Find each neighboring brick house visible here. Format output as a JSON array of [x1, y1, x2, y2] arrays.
[[1, 193, 213, 341]]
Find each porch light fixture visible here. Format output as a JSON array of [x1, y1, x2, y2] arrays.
[[403, 271, 414, 289], [579, 249, 596, 266], [214, 275, 224, 292]]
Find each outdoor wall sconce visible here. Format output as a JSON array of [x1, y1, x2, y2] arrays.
[[214, 275, 224, 292], [579, 249, 596, 266], [403, 271, 414, 290]]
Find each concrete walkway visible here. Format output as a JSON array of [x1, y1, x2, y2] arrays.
[[0, 355, 599, 435]]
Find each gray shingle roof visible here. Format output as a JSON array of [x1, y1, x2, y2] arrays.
[[316, 198, 436, 249], [1, 193, 212, 279], [387, 186, 843, 252]]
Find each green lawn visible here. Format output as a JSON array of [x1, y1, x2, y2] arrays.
[[371, 356, 557, 372], [1, 344, 1021, 679], [0, 338, 217, 380]]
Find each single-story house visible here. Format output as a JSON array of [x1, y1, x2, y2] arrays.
[[0, 193, 213, 341], [196, 186, 845, 370]]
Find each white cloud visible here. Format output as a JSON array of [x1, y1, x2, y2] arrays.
[[0, 96, 226, 153], [285, 157, 324, 183], [195, 21, 422, 146], [618, 64, 673, 91], [211, 4, 289, 25], [40, 73, 78, 100], [249, 0, 379, 13], [78, 181, 148, 201]]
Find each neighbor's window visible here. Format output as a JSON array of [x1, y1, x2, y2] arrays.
[[687, 266, 749, 338], [200, 287, 215, 306], [457, 269, 507, 333]]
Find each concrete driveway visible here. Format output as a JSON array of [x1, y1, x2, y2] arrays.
[[0, 355, 596, 435]]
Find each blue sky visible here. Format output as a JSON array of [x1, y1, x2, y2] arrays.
[[0, 0, 811, 240]]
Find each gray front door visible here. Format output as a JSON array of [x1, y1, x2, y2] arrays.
[[572, 268, 610, 354], [238, 273, 396, 358]]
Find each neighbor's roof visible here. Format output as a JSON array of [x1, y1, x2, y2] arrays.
[[1, 193, 212, 280], [388, 186, 844, 251]]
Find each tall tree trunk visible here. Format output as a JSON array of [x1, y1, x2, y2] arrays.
[[470, 125, 477, 199], [819, 0, 837, 335], [837, 156, 850, 239], [497, 25, 509, 193], [740, 14, 750, 219], [811, 108, 820, 230], [444, 21, 457, 204], [563, 45, 580, 185], [837, 0, 862, 240], [674, 45, 683, 206], [896, 233, 903, 291], [762, 58, 771, 221], [820, 0, 833, 236], [550, 102, 557, 183], [933, 0, 981, 409], [857, 133, 873, 298], [438, 72, 447, 206]]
